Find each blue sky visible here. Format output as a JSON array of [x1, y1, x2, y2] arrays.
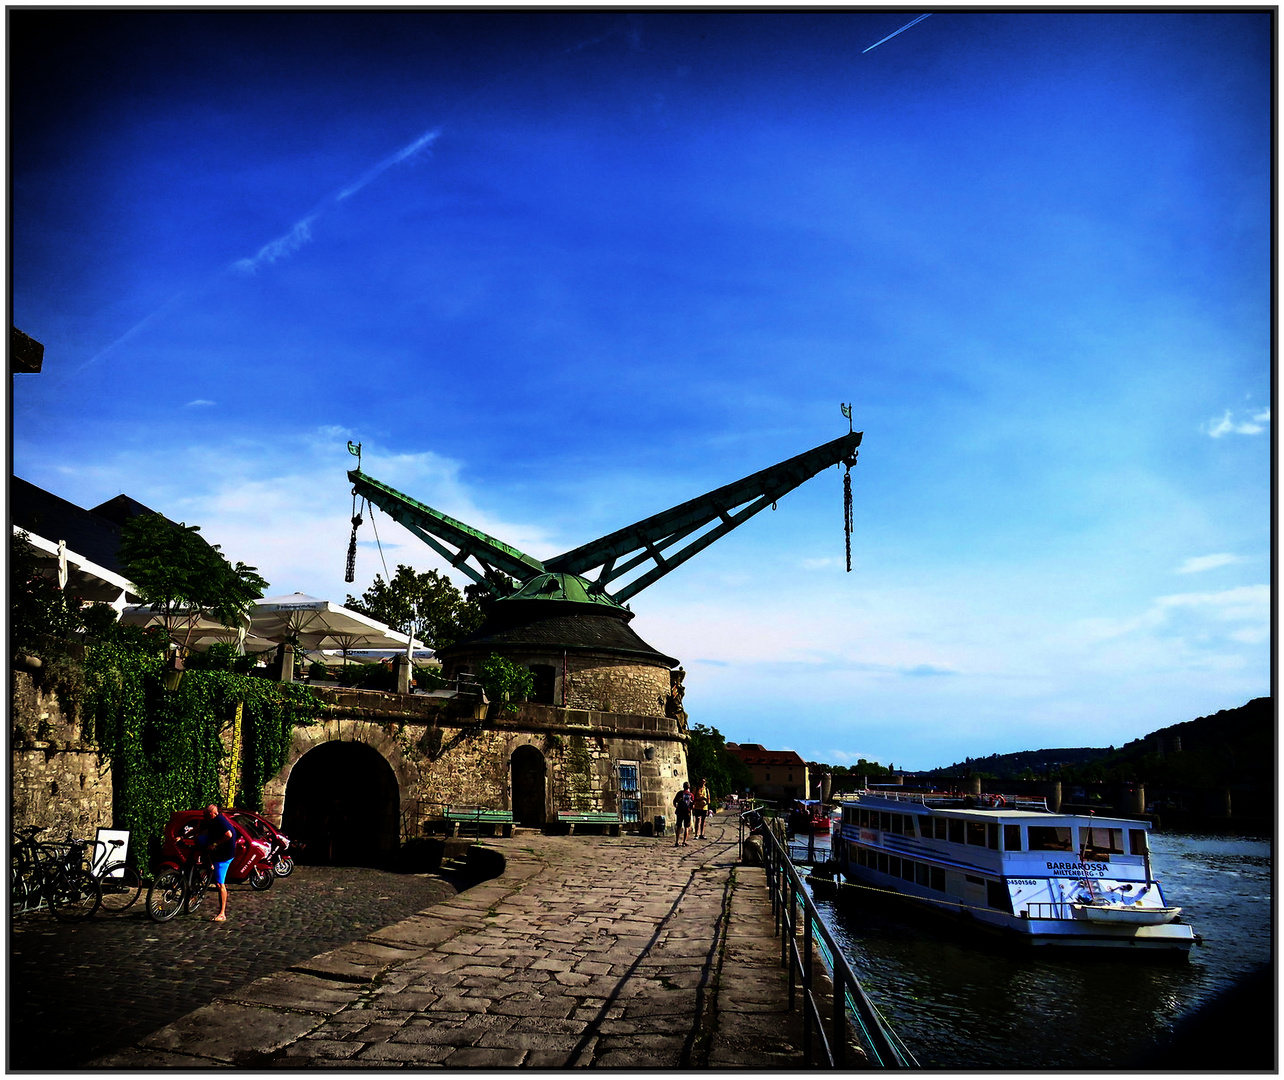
[[11, 9, 1272, 769]]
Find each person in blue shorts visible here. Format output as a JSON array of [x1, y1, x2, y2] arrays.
[[196, 804, 237, 922]]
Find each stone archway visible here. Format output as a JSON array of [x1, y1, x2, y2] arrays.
[[511, 744, 547, 828], [282, 741, 399, 866]]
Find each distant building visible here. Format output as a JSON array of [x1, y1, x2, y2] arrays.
[[724, 742, 810, 803]]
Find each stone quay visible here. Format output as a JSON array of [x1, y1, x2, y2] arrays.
[[94, 813, 834, 1069]]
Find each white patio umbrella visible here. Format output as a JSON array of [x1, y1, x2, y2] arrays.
[[118, 604, 271, 654], [249, 593, 421, 664]]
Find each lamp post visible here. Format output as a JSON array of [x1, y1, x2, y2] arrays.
[[472, 689, 490, 723], [162, 649, 185, 692]]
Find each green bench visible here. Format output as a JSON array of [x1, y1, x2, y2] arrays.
[[444, 806, 513, 838], [555, 810, 621, 836]]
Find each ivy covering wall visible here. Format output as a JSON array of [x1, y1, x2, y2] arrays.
[[84, 640, 320, 860]]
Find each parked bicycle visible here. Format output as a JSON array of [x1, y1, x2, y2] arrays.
[[12, 827, 142, 919], [145, 850, 214, 923]]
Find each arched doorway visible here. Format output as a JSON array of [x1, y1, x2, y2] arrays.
[[511, 745, 546, 828], [282, 741, 399, 866]]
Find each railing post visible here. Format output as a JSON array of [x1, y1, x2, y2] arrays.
[[802, 909, 814, 1063]]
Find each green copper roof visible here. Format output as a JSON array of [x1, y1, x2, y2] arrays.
[[500, 572, 626, 611]]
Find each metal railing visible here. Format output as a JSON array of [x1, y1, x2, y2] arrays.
[[741, 809, 916, 1068]]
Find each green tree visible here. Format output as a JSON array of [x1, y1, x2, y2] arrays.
[[120, 513, 267, 648], [477, 653, 534, 713], [686, 724, 753, 800], [346, 564, 482, 650]]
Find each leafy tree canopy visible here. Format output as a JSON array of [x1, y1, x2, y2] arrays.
[[686, 723, 753, 800], [346, 564, 483, 651], [478, 653, 534, 713], [120, 513, 266, 644]]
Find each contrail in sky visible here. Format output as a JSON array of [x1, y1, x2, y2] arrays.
[[76, 126, 441, 371], [863, 13, 932, 53]]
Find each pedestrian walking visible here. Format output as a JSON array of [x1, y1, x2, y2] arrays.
[[673, 782, 693, 847], [195, 804, 237, 921], [692, 779, 711, 839]]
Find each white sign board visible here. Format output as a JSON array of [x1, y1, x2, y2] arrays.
[[92, 828, 130, 877]]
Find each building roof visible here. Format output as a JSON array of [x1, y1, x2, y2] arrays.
[[440, 605, 679, 668], [725, 742, 808, 768], [11, 477, 134, 576]]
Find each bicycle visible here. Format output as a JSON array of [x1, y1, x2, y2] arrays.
[[13, 828, 142, 918], [145, 851, 214, 923], [91, 837, 143, 914], [43, 836, 103, 921], [11, 826, 63, 913]]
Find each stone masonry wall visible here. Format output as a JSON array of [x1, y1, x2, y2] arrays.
[[444, 649, 671, 717], [11, 667, 114, 838], [260, 689, 689, 839]]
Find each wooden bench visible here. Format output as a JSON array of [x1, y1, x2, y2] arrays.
[[555, 810, 621, 836], [443, 807, 513, 838]]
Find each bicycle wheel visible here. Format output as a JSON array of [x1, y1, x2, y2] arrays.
[[12, 862, 32, 910], [146, 869, 185, 922], [184, 866, 214, 914], [48, 865, 102, 921], [97, 863, 143, 913]]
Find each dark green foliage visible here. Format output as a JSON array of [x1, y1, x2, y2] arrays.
[[478, 654, 534, 712], [120, 513, 267, 646], [686, 724, 753, 800], [346, 564, 482, 650], [84, 637, 321, 860], [12, 531, 91, 661]]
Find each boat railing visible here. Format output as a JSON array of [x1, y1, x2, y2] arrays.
[[836, 790, 1050, 813], [740, 810, 916, 1068]]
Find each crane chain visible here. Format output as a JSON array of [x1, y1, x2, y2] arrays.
[[843, 463, 854, 573]]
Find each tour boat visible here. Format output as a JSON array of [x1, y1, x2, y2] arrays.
[[830, 788, 1197, 953]]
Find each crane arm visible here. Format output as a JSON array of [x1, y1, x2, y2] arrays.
[[545, 431, 861, 603], [348, 470, 545, 594]]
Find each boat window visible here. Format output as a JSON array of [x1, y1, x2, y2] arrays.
[[1028, 826, 1073, 851], [966, 821, 987, 846], [987, 823, 999, 850], [1129, 830, 1148, 856], [933, 817, 948, 841], [948, 819, 965, 844], [880, 812, 892, 832], [877, 852, 889, 875], [901, 859, 915, 882], [859, 809, 870, 828], [929, 866, 945, 892], [1004, 824, 1022, 851], [888, 855, 901, 878], [1081, 827, 1124, 858], [915, 863, 930, 887], [890, 815, 903, 835]]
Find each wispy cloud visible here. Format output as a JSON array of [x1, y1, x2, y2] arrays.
[[1206, 407, 1270, 437], [184, 399, 216, 408], [232, 216, 317, 275], [337, 128, 440, 202], [1177, 553, 1243, 574]]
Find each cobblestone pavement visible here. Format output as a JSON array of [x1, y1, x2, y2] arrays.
[[94, 814, 824, 1069], [9, 864, 462, 1069]]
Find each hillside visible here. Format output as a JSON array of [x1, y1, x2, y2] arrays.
[[915, 698, 1272, 788]]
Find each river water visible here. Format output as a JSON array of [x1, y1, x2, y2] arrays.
[[804, 831, 1273, 1069]]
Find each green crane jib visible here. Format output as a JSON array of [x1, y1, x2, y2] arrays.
[[347, 430, 861, 605]]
